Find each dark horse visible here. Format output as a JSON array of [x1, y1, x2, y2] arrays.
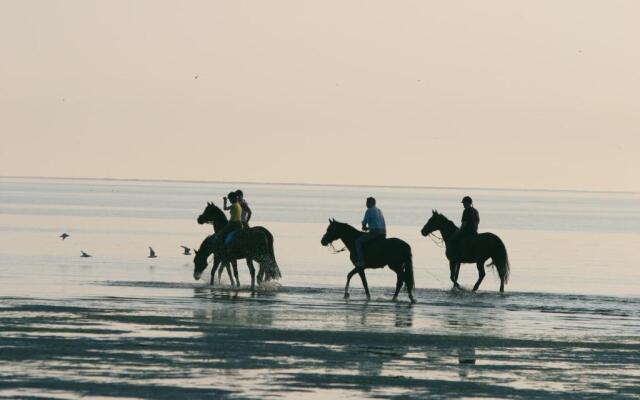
[[421, 210, 510, 292], [321, 219, 416, 303], [194, 202, 281, 289]]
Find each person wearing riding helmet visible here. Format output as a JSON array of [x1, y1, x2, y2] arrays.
[[449, 196, 480, 262]]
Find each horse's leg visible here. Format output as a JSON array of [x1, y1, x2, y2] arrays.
[[256, 258, 265, 284], [246, 259, 256, 292], [472, 262, 486, 291], [449, 260, 461, 289], [225, 262, 233, 287], [358, 269, 371, 301], [217, 262, 225, 284], [231, 260, 240, 288], [455, 263, 461, 281], [210, 257, 222, 286], [247, 258, 256, 286], [344, 268, 358, 299], [392, 270, 403, 302]]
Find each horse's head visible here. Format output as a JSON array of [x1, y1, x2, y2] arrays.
[[321, 218, 342, 246], [197, 202, 229, 230], [421, 210, 446, 236], [192, 236, 214, 280], [197, 202, 217, 225]]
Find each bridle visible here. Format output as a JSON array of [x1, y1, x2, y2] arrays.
[[428, 231, 446, 248], [326, 242, 346, 254]]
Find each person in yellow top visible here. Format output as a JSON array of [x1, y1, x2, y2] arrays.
[[217, 191, 244, 250]]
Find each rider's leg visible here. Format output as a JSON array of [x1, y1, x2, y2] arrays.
[[355, 232, 374, 267]]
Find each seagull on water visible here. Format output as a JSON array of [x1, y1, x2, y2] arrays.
[[60, 233, 69, 240], [180, 246, 191, 255], [80, 250, 92, 258], [148, 247, 157, 258]]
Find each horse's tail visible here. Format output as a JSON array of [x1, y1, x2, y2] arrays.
[[403, 251, 415, 294], [253, 227, 281, 281], [487, 236, 510, 284], [264, 228, 281, 280]]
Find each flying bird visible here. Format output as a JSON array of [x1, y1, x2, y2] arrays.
[[148, 247, 157, 258], [60, 233, 69, 240], [80, 250, 92, 258], [180, 246, 191, 255]]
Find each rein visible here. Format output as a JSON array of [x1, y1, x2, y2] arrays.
[[429, 232, 446, 248], [327, 242, 346, 254]]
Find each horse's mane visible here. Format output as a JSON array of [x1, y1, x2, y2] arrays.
[[333, 220, 361, 234], [207, 203, 228, 224], [434, 211, 458, 230]]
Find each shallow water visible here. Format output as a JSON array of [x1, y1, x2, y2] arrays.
[[0, 177, 639, 398]]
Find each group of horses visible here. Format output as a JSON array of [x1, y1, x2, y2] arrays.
[[193, 203, 510, 302]]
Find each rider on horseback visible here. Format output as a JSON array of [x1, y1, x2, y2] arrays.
[[218, 191, 244, 250], [449, 196, 480, 262], [235, 189, 252, 228], [355, 197, 386, 267]]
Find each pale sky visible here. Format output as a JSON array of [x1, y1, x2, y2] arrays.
[[1, 1, 639, 192]]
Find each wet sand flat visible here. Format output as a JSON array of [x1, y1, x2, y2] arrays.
[[1, 284, 639, 399]]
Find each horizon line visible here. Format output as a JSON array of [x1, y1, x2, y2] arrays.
[[1, 175, 638, 195]]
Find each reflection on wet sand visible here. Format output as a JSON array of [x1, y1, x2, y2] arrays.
[[0, 283, 638, 399]]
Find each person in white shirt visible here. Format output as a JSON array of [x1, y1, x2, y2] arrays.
[[355, 197, 386, 267]]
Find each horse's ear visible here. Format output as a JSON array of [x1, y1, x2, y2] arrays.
[[194, 249, 198, 255]]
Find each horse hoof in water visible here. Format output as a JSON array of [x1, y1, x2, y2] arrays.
[[344, 293, 350, 299], [366, 295, 371, 301], [392, 296, 398, 302]]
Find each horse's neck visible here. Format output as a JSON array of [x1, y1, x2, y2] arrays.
[[212, 209, 228, 233], [338, 225, 362, 252], [199, 236, 216, 258], [213, 219, 227, 233], [440, 219, 458, 242]]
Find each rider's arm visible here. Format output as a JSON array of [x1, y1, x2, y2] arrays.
[[243, 203, 252, 223], [223, 197, 231, 211], [361, 209, 370, 231], [460, 209, 471, 231]]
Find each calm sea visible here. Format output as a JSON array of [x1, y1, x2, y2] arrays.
[[0, 177, 638, 399]]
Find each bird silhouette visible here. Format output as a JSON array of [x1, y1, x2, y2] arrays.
[[148, 247, 157, 258], [180, 246, 191, 255], [80, 250, 92, 258], [60, 233, 69, 240]]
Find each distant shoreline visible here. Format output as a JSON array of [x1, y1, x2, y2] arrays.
[[1, 175, 637, 195]]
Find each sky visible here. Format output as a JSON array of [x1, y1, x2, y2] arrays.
[[1, 1, 639, 192]]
